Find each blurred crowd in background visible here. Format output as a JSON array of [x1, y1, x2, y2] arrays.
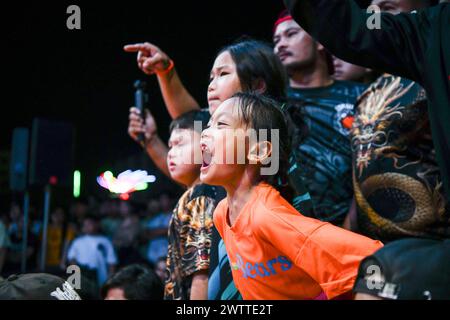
[[0, 194, 179, 299]]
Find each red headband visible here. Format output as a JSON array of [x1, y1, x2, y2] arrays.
[[273, 15, 293, 33]]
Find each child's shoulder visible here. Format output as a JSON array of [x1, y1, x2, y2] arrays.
[[173, 184, 224, 219], [252, 184, 326, 234], [254, 183, 299, 214]]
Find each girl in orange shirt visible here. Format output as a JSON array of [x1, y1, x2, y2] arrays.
[[200, 92, 383, 300]]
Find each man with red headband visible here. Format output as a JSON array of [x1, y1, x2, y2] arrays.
[[282, 0, 450, 212], [273, 11, 367, 226]]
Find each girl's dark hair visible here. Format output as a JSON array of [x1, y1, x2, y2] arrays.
[[233, 92, 294, 201], [219, 38, 308, 148], [218, 39, 288, 103], [101, 264, 164, 300]]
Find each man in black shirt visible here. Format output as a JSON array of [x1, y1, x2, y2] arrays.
[[273, 12, 367, 225], [283, 0, 450, 205]]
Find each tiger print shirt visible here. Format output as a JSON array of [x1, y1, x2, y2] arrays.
[[164, 183, 217, 300]]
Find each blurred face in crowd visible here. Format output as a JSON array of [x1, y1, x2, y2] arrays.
[[167, 128, 202, 187], [51, 208, 65, 225], [332, 56, 370, 82], [273, 20, 320, 73], [371, 0, 427, 14], [208, 50, 242, 115], [104, 287, 127, 300], [82, 219, 98, 235]]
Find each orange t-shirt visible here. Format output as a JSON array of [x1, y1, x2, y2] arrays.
[[214, 182, 383, 300]]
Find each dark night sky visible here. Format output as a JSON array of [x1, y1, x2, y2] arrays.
[[1, 1, 370, 200]]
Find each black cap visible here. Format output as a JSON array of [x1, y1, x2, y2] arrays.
[[353, 238, 450, 300], [0, 273, 82, 300]]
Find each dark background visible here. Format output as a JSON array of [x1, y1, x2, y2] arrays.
[[0, 0, 370, 206]]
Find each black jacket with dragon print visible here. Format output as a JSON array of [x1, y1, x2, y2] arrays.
[[351, 74, 449, 241]]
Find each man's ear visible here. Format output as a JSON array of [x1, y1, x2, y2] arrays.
[[247, 141, 272, 165]]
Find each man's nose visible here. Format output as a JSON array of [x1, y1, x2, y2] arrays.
[[275, 38, 288, 52]]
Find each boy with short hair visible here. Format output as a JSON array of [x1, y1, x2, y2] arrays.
[[162, 110, 218, 300]]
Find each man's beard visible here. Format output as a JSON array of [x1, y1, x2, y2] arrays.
[[284, 56, 316, 75]]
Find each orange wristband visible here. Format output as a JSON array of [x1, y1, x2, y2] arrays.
[[156, 59, 175, 76]]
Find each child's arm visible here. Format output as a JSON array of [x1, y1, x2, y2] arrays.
[[156, 65, 202, 119], [142, 134, 170, 178], [190, 270, 209, 300]]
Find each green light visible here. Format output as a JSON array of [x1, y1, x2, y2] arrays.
[[73, 170, 81, 198], [135, 182, 148, 191], [104, 171, 113, 180]]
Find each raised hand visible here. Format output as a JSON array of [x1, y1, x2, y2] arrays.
[[124, 42, 172, 76]]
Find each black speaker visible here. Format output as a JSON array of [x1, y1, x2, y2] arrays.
[[9, 128, 29, 192], [29, 118, 75, 187]]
